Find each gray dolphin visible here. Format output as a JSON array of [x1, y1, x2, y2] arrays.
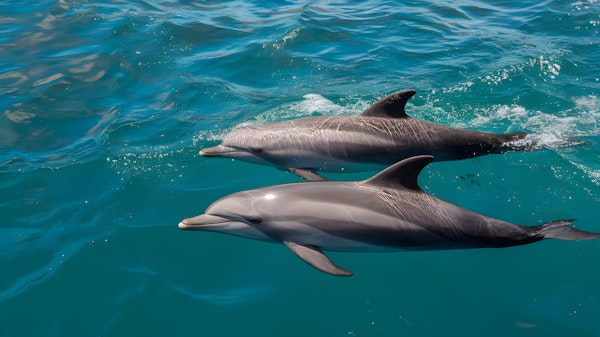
[[179, 155, 599, 276], [200, 90, 529, 181]]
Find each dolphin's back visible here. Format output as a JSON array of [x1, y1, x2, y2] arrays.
[[347, 186, 537, 250], [263, 181, 536, 251], [258, 114, 521, 165]]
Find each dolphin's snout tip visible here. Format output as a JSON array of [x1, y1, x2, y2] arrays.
[[199, 148, 213, 156], [178, 218, 199, 230], [199, 145, 231, 157], [178, 214, 229, 230]]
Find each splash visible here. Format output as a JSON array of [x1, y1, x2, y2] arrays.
[[254, 93, 347, 124], [466, 95, 600, 185], [268, 26, 302, 50], [106, 145, 192, 181], [467, 96, 599, 149], [477, 54, 564, 87]]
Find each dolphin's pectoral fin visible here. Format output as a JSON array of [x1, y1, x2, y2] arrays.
[[284, 241, 353, 276], [360, 89, 416, 118], [287, 168, 327, 182]]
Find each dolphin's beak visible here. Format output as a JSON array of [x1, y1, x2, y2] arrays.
[[199, 145, 237, 157], [178, 214, 230, 230]]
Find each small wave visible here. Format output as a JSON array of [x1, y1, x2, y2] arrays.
[[1, 247, 74, 302], [0, 137, 103, 173], [438, 54, 568, 96], [254, 93, 346, 123], [0, 163, 123, 302], [267, 26, 302, 51]]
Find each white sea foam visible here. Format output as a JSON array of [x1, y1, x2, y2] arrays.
[[253, 93, 348, 124], [467, 95, 600, 185], [469, 96, 599, 150]]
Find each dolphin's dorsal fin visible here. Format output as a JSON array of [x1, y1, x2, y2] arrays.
[[284, 241, 352, 276], [360, 90, 416, 118], [363, 155, 434, 191]]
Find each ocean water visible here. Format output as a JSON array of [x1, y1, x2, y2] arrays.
[[1, 0, 599, 336]]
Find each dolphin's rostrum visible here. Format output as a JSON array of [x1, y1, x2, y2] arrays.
[[179, 156, 600, 276], [200, 90, 529, 180]]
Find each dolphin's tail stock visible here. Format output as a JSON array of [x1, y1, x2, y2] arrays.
[[535, 220, 600, 241]]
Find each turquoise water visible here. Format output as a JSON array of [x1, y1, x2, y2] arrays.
[[1, 0, 600, 336]]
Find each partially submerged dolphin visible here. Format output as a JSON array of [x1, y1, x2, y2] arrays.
[[200, 90, 529, 181], [179, 155, 599, 276]]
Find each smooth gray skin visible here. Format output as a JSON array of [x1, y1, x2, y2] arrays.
[[200, 90, 529, 181], [179, 155, 600, 276]]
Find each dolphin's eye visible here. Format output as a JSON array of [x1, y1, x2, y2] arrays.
[[249, 147, 263, 154], [247, 217, 262, 225]]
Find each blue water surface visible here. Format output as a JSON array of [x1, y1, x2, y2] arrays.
[[1, 1, 599, 336]]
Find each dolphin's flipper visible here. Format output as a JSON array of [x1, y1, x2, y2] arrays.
[[284, 241, 352, 276], [288, 168, 327, 182], [360, 89, 416, 118]]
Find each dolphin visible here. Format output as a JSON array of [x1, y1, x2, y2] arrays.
[[179, 155, 600, 276], [200, 90, 529, 181]]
